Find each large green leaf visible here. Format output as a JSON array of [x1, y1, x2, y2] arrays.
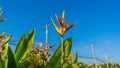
[[14, 30, 35, 62], [5, 44, 17, 68], [14, 35, 26, 55], [0, 60, 5, 68], [14, 35, 26, 62], [46, 37, 72, 68]]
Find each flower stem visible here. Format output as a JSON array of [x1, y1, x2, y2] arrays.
[[61, 36, 64, 68], [0, 54, 1, 60], [0, 46, 2, 60]]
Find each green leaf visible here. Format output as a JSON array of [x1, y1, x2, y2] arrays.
[[46, 37, 72, 68], [21, 30, 35, 60], [14, 35, 26, 62], [14, 35, 26, 55], [14, 30, 35, 62], [71, 63, 79, 68], [5, 44, 17, 68], [0, 60, 5, 68], [74, 52, 78, 63]]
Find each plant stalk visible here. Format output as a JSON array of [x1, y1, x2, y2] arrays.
[[0, 46, 2, 60], [105, 53, 109, 68], [91, 43, 97, 68], [45, 24, 49, 62], [61, 36, 64, 68]]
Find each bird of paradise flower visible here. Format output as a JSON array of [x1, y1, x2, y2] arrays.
[[51, 11, 76, 67]]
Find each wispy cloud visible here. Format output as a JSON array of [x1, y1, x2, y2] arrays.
[[106, 40, 112, 44]]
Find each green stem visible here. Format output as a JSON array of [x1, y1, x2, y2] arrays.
[[0, 54, 1, 60], [61, 36, 64, 68], [0, 46, 2, 60]]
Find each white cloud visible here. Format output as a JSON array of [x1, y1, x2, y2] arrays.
[[106, 40, 112, 44]]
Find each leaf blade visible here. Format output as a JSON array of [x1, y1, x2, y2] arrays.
[[46, 37, 72, 68]]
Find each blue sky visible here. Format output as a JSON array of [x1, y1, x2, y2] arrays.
[[0, 0, 120, 65]]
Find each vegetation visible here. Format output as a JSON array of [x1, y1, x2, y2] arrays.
[[0, 8, 120, 68]]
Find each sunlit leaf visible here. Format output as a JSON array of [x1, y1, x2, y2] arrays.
[[14, 30, 35, 62], [46, 37, 72, 68], [5, 43, 17, 68]]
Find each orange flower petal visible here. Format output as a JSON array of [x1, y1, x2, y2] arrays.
[[51, 18, 63, 37], [1, 35, 12, 45], [36, 45, 39, 51], [32, 46, 38, 53], [48, 45, 54, 48], [1, 31, 7, 37], [64, 22, 76, 32], [0, 19, 7, 22], [0, 19, 4, 22], [41, 49, 47, 52], [0, 31, 7, 42], [59, 26, 64, 37], [55, 15, 64, 27], [62, 11, 65, 24], [42, 58, 47, 61], [51, 18, 59, 31]]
